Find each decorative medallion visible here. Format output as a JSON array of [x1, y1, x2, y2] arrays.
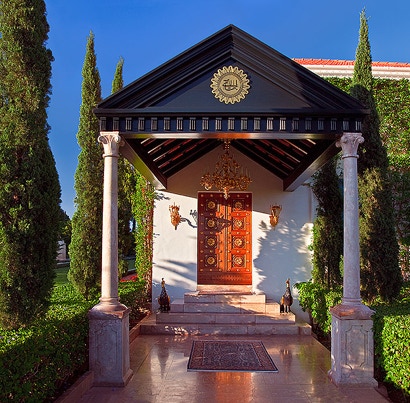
[[233, 237, 245, 248], [233, 255, 245, 267], [206, 218, 216, 228], [210, 66, 250, 104], [233, 201, 244, 210], [206, 256, 216, 265], [233, 218, 244, 229], [207, 200, 216, 210], [206, 236, 216, 247]]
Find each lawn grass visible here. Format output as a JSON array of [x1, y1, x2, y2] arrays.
[[55, 265, 69, 286]]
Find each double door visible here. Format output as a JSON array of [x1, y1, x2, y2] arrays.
[[197, 192, 252, 285]]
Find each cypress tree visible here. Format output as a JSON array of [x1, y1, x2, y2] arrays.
[[111, 57, 135, 277], [110, 57, 154, 292], [350, 10, 402, 302], [0, 0, 61, 328], [311, 157, 343, 289], [112, 56, 124, 94], [68, 32, 103, 299]]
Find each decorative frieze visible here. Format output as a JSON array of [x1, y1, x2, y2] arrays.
[[126, 117, 132, 131], [151, 117, 158, 131], [164, 117, 171, 131], [305, 117, 312, 131], [253, 117, 260, 131], [292, 117, 299, 132], [113, 117, 119, 131], [138, 117, 145, 131], [343, 119, 349, 131], [202, 117, 209, 131], [98, 115, 361, 134], [228, 117, 235, 130], [189, 117, 196, 131], [216, 117, 222, 131], [241, 117, 248, 131], [100, 117, 107, 131], [280, 117, 286, 131], [267, 117, 274, 131], [177, 117, 183, 131]]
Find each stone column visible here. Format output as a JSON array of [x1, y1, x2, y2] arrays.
[[328, 133, 377, 387], [88, 132, 133, 386]]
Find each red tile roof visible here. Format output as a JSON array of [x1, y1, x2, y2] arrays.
[[294, 58, 410, 68], [293, 58, 410, 79]]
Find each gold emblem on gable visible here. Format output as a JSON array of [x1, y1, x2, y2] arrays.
[[210, 66, 250, 104]]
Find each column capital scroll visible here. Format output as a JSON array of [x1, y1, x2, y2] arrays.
[[98, 132, 124, 158], [336, 132, 364, 159]]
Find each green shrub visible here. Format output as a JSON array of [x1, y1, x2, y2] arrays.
[[0, 283, 94, 401], [119, 278, 147, 322], [0, 278, 147, 401], [295, 280, 342, 335], [372, 298, 410, 397]]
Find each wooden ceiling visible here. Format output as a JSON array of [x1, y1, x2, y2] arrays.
[[94, 25, 368, 191]]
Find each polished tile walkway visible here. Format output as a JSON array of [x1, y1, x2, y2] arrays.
[[77, 334, 389, 403]]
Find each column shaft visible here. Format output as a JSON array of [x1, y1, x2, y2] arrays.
[[329, 132, 376, 387], [338, 133, 363, 305], [88, 132, 132, 386], [96, 132, 125, 310]]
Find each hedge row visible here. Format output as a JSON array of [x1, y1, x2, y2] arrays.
[[0, 279, 145, 402], [372, 297, 410, 397]]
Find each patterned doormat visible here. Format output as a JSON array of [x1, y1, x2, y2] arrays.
[[187, 340, 278, 372]]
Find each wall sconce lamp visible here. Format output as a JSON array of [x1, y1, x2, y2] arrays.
[[269, 204, 282, 228], [169, 203, 181, 230]]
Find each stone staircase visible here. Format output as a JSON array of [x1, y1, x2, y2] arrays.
[[140, 291, 311, 336]]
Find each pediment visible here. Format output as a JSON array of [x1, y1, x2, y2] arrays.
[[94, 25, 368, 190]]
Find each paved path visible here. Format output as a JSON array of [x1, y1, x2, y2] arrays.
[[72, 334, 389, 402]]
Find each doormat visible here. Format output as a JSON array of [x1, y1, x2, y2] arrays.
[[187, 340, 278, 372]]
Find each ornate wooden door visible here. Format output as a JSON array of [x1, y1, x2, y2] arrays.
[[197, 192, 252, 285]]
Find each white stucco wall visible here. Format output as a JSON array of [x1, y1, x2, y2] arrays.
[[151, 146, 315, 314]]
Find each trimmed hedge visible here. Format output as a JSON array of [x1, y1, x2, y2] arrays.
[[297, 280, 410, 397], [372, 296, 410, 397], [0, 284, 93, 401], [0, 279, 146, 402], [295, 281, 342, 335]]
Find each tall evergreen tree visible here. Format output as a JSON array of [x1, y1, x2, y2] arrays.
[[68, 32, 103, 299], [112, 56, 124, 94], [350, 10, 402, 302], [311, 157, 343, 289], [0, 0, 61, 328], [110, 57, 154, 292], [111, 57, 135, 276]]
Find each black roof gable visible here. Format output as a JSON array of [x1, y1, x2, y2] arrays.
[[94, 25, 367, 191]]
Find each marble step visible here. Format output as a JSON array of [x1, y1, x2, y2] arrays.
[[170, 299, 280, 314], [155, 311, 296, 325], [139, 315, 311, 336], [183, 292, 266, 304]]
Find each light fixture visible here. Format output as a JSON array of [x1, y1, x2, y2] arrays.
[[169, 203, 181, 229], [200, 139, 251, 199], [269, 204, 282, 228]]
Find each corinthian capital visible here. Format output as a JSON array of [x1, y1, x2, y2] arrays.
[[98, 132, 124, 157], [336, 133, 364, 159]]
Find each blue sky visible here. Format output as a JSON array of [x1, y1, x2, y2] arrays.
[[45, 0, 410, 217]]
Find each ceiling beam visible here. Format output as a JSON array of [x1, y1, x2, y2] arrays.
[[283, 141, 339, 191], [121, 142, 167, 189]]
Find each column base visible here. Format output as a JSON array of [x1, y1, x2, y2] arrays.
[[88, 304, 133, 386], [328, 303, 377, 387]]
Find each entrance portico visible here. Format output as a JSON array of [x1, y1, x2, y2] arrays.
[[91, 25, 375, 388]]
